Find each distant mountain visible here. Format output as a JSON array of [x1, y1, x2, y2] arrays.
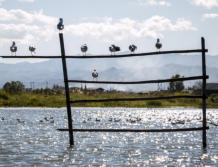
[[0, 54, 217, 91]]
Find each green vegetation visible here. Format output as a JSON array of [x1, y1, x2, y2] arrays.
[[0, 89, 217, 108], [1, 77, 217, 108]]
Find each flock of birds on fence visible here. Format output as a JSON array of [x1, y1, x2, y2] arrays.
[[9, 18, 162, 56], [9, 39, 162, 56]]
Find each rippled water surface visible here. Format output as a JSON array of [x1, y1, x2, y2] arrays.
[[0, 107, 217, 166]]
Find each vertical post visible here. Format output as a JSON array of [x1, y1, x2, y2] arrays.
[[59, 33, 74, 146], [201, 37, 207, 148]]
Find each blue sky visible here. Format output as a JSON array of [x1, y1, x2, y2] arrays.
[[0, 0, 218, 64]]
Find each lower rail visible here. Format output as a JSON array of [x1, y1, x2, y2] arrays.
[[57, 127, 209, 132]]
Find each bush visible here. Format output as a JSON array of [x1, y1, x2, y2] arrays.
[[147, 101, 162, 107], [3, 81, 25, 94], [0, 92, 9, 100]]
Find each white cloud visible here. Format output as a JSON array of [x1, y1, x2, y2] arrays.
[[192, 0, 218, 9], [138, 0, 171, 7], [202, 13, 218, 19], [66, 16, 197, 42], [0, 8, 57, 45], [0, 7, 196, 48], [0, 8, 56, 24], [17, 0, 35, 2]]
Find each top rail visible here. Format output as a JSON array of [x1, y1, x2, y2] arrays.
[[0, 49, 208, 59]]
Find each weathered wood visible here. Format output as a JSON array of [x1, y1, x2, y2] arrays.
[[201, 37, 207, 148], [68, 75, 209, 85], [57, 127, 209, 132], [0, 49, 208, 59], [70, 95, 203, 104], [59, 33, 74, 146]]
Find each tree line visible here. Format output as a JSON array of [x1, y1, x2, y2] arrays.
[[1, 74, 202, 94]]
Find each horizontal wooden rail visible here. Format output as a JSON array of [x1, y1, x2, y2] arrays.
[[0, 49, 208, 59], [68, 75, 209, 85], [70, 95, 203, 104], [57, 127, 209, 132]]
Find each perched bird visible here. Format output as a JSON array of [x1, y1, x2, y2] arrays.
[[155, 38, 162, 51], [92, 69, 98, 80], [10, 41, 17, 56], [81, 44, 88, 56], [109, 44, 120, 55], [57, 18, 64, 31], [29, 45, 36, 56], [129, 44, 137, 53]]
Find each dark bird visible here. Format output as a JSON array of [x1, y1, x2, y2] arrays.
[[57, 18, 64, 31], [155, 38, 162, 51], [129, 44, 137, 53], [29, 45, 36, 56], [95, 118, 100, 122], [109, 44, 120, 55], [92, 69, 98, 80], [10, 41, 17, 56], [16, 118, 25, 123], [81, 44, 88, 56]]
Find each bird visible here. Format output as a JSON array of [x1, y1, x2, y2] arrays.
[[92, 69, 98, 81], [109, 44, 120, 55], [155, 38, 162, 51], [29, 45, 36, 56], [95, 118, 100, 122], [16, 118, 25, 123], [129, 44, 137, 53], [81, 44, 88, 56], [57, 18, 64, 31], [10, 41, 17, 56]]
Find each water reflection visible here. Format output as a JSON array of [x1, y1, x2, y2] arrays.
[[0, 108, 217, 166]]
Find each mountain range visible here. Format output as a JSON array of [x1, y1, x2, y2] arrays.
[[0, 54, 217, 91]]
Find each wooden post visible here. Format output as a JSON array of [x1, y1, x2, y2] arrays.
[[201, 37, 207, 148], [59, 33, 74, 146]]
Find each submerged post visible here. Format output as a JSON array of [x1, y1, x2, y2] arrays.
[[58, 25, 74, 145], [201, 37, 207, 148]]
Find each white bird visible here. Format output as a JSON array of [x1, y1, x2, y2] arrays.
[[129, 44, 137, 53], [92, 69, 98, 80], [155, 38, 162, 51], [57, 18, 64, 31], [10, 41, 17, 56], [81, 44, 88, 56], [29, 45, 36, 56], [109, 44, 120, 55]]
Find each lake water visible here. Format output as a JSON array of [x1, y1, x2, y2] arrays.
[[0, 107, 217, 166]]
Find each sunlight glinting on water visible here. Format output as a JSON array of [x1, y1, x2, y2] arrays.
[[0, 108, 217, 166]]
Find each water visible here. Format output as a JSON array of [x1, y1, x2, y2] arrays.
[[0, 107, 217, 166]]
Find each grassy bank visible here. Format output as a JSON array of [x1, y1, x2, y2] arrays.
[[0, 90, 218, 108]]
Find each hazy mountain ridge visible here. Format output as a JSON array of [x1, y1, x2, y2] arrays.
[[0, 54, 217, 91]]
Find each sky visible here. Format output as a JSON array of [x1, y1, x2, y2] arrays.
[[0, 0, 218, 64]]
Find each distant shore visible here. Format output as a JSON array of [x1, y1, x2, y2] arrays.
[[0, 90, 218, 108]]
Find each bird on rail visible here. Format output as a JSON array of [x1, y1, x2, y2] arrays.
[[10, 41, 17, 56], [155, 38, 162, 51], [129, 44, 137, 53], [57, 18, 64, 31], [109, 44, 120, 55], [81, 44, 88, 56], [29, 45, 36, 56], [92, 69, 98, 81]]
